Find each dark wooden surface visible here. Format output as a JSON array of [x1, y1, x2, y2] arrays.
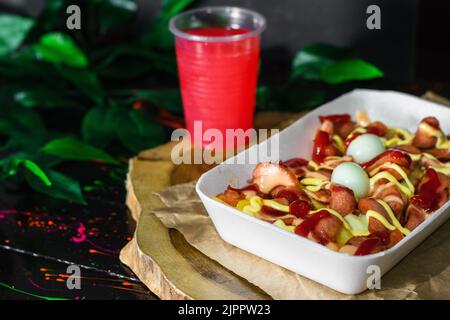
[[0, 162, 157, 300]]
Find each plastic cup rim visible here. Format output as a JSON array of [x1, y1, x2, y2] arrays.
[[169, 6, 266, 42]]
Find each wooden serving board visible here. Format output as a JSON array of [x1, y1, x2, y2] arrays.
[[120, 112, 300, 300], [119, 92, 450, 300]]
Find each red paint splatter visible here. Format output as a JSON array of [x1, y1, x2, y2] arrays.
[[85, 239, 119, 255], [71, 223, 87, 243], [28, 277, 60, 292], [88, 249, 113, 256], [108, 285, 148, 294], [122, 281, 140, 287], [0, 210, 18, 219]]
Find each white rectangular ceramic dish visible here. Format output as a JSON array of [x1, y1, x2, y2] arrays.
[[195, 89, 450, 295]]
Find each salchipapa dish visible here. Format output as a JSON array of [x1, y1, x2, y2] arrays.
[[214, 112, 450, 256]]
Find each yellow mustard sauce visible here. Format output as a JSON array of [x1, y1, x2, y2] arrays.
[[308, 160, 334, 171], [332, 134, 345, 153], [273, 219, 295, 233], [300, 178, 328, 192], [384, 126, 414, 147], [422, 153, 450, 175], [369, 171, 413, 197], [368, 163, 415, 194], [420, 122, 450, 149]]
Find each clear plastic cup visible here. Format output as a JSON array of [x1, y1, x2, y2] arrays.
[[169, 6, 266, 150]]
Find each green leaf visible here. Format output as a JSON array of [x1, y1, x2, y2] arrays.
[[81, 106, 118, 147], [0, 130, 61, 155], [0, 106, 45, 136], [140, 0, 195, 48], [24, 168, 86, 205], [1, 157, 52, 186], [97, 59, 156, 79], [56, 66, 103, 103], [92, 45, 177, 77], [291, 43, 354, 80], [256, 85, 325, 111], [255, 86, 272, 110], [14, 88, 82, 109], [98, 0, 138, 35], [0, 14, 35, 55], [21, 160, 51, 186], [41, 137, 118, 164], [116, 108, 166, 152], [14, 159, 52, 186], [35, 32, 88, 68], [0, 47, 59, 81], [121, 89, 183, 114], [161, 0, 195, 17], [0, 151, 62, 174], [291, 43, 383, 84], [294, 43, 354, 65], [320, 59, 383, 84], [82, 103, 168, 152], [291, 61, 327, 81], [34, 0, 65, 32], [1, 133, 43, 154], [282, 88, 325, 110]]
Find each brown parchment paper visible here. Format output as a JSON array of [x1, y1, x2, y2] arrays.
[[152, 181, 450, 300]]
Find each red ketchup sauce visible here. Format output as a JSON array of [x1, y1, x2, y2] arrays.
[[319, 114, 351, 124], [274, 189, 302, 204], [354, 238, 379, 256], [344, 124, 384, 149], [422, 117, 440, 129], [289, 200, 311, 218], [354, 231, 390, 256], [410, 168, 442, 212], [280, 158, 308, 168], [312, 130, 333, 164], [227, 184, 271, 199], [365, 125, 385, 137], [227, 184, 259, 192], [294, 210, 331, 237], [344, 132, 363, 149], [280, 157, 309, 176], [360, 149, 411, 170], [344, 127, 384, 149], [261, 206, 287, 217]]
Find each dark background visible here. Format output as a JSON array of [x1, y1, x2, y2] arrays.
[[197, 0, 419, 82], [1, 0, 450, 83]]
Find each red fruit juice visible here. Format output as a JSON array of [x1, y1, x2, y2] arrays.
[[174, 27, 260, 149]]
